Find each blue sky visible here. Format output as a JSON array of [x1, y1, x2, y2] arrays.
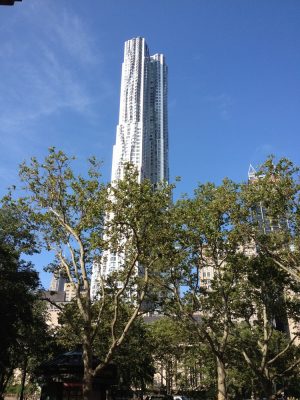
[[1, 0, 299, 287]]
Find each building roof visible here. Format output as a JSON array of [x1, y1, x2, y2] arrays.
[[36, 349, 118, 385], [41, 290, 66, 303]]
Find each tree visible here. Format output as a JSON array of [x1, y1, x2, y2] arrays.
[[242, 157, 300, 282], [0, 204, 51, 400], [149, 317, 184, 393], [149, 316, 214, 394], [162, 179, 249, 400], [229, 157, 300, 399], [17, 148, 173, 400], [0, 246, 36, 398], [230, 249, 300, 399], [109, 317, 155, 392], [56, 300, 155, 392], [164, 157, 300, 400]]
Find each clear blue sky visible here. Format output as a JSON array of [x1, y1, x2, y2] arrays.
[[1, 0, 299, 287]]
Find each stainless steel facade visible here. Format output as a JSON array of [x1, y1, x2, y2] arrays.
[[91, 38, 168, 297]]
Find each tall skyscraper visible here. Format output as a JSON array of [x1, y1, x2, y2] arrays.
[[111, 37, 168, 184], [91, 37, 168, 298]]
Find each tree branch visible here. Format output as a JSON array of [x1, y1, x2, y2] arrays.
[[267, 335, 298, 366], [275, 356, 300, 377]]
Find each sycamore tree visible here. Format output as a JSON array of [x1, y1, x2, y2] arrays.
[[110, 317, 155, 392], [242, 157, 300, 282], [17, 148, 173, 400], [228, 158, 300, 399], [229, 254, 300, 399], [149, 317, 185, 393], [164, 157, 300, 400], [55, 300, 155, 392], [162, 179, 249, 400], [149, 316, 214, 394]]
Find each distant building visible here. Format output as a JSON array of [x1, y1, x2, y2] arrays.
[[91, 37, 168, 298], [49, 271, 67, 292], [64, 282, 77, 302], [42, 290, 68, 328], [198, 165, 290, 292], [198, 248, 215, 291], [111, 37, 168, 185], [44, 274, 77, 327], [199, 263, 214, 290], [248, 164, 291, 335], [248, 164, 290, 233]]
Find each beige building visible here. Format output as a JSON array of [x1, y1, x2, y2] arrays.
[[42, 290, 68, 327], [42, 281, 76, 328], [64, 282, 77, 302]]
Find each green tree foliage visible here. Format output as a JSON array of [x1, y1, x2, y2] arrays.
[[110, 318, 155, 392], [163, 157, 300, 400], [56, 301, 155, 391], [229, 248, 300, 398], [164, 179, 247, 400], [0, 246, 37, 397], [241, 157, 300, 282], [17, 148, 173, 400], [6, 149, 300, 400], [234, 158, 300, 399], [0, 205, 52, 400], [149, 317, 215, 394], [0, 196, 38, 255], [150, 317, 184, 393]]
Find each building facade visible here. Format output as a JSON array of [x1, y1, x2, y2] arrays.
[[248, 164, 290, 234], [111, 37, 168, 184], [49, 271, 67, 292], [44, 275, 77, 327], [91, 37, 168, 298]]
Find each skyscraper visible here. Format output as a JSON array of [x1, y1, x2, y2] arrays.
[[111, 37, 168, 184], [91, 37, 168, 298]]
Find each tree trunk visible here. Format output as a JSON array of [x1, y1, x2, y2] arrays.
[[82, 328, 93, 400], [261, 379, 275, 400], [82, 368, 93, 400], [0, 367, 14, 400], [216, 356, 227, 400], [19, 356, 28, 400]]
